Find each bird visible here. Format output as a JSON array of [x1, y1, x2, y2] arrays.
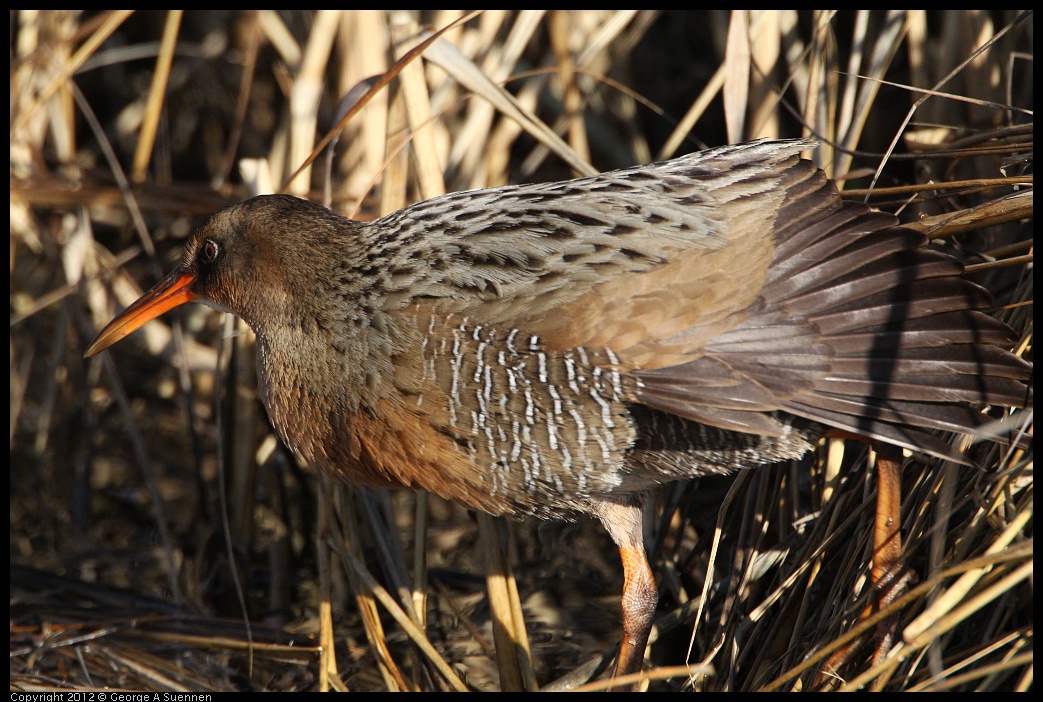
[[85, 138, 1031, 686]]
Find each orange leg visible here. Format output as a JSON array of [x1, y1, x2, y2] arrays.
[[593, 499, 658, 689], [614, 543, 659, 681]]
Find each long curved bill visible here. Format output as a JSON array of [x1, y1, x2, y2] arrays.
[[84, 267, 198, 358]]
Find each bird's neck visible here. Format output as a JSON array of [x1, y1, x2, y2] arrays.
[[251, 291, 413, 457]]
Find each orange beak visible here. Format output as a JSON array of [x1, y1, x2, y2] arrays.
[[84, 268, 198, 358]]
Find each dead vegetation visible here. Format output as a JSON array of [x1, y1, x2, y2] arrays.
[[10, 10, 1032, 692]]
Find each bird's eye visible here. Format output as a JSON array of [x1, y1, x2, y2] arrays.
[[201, 239, 220, 264]]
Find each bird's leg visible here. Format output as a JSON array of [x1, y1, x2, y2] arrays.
[[593, 498, 658, 689], [616, 542, 657, 680]]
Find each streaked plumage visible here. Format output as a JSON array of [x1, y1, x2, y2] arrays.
[[85, 138, 1031, 682]]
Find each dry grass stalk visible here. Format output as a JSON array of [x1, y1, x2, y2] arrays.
[[11, 10, 1031, 692]]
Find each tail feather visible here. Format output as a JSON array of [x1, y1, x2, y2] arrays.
[[633, 153, 1030, 461]]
